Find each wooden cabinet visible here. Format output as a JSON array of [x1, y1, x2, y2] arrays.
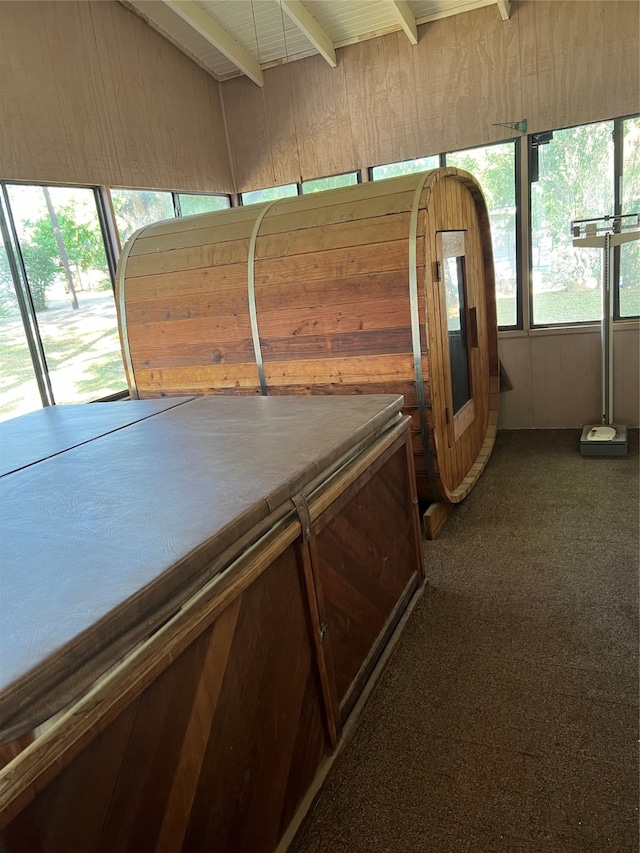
[[0, 395, 423, 853]]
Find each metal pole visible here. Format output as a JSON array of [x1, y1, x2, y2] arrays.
[[602, 232, 615, 425]]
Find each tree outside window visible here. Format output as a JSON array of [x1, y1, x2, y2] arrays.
[[620, 117, 640, 318], [531, 121, 614, 325], [446, 143, 517, 328]]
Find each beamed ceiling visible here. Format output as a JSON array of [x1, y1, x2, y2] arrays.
[[122, 0, 512, 86]]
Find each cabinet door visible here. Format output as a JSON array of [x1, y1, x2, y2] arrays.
[[311, 442, 421, 722]]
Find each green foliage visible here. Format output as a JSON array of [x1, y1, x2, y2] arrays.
[[372, 157, 439, 180], [0, 248, 17, 318], [111, 190, 175, 244], [531, 122, 613, 317], [449, 146, 514, 211], [178, 194, 229, 216], [302, 173, 358, 193], [620, 118, 640, 318], [19, 242, 57, 310], [13, 201, 109, 311], [241, 184, 298, 206]]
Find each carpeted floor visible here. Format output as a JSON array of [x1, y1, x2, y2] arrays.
[[292, 429, 639, 853]]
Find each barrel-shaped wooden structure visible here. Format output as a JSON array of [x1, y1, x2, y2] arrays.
[[117, 168, 499, 503]]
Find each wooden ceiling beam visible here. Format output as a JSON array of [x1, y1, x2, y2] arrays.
[[496, 0, 511, 21], [280, 0, 337, 67], [388, 0, 418, 45], [161, 0, 264, 86]]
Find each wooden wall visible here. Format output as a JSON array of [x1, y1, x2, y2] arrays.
[[0, 0, 233, 192], [222, 0, 639, 190], [498, 327, 640, 429]]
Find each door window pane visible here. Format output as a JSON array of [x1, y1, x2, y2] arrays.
[[440, 232, 471, 415], [111, 189, 175, 245], [178, 193, 230, 216], [0, 238, 43, 422], [371, 156, 439, 180], [241, 184, 299, 205], [620, 117, 640, 318], [531, 121, 614, 325], [301, 173, 359, 193], [6, 185, 126, 405], [447, 142, 517, 327]]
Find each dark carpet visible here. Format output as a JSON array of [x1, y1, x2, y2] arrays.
[[292, 430, 639, 853]]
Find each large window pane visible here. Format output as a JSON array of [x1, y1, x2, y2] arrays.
[[241, 184, 299, 205], [178, 193, 230, 216], [371, 155, 439, 180], [0, 238, 42, 422], [620, 117, 640, 318], [447, 142, 517, 328], [301, 173, 359, 193], [111, 189, 174, 245], [531, 121, 614, 325], [6, 184, 126, 405]]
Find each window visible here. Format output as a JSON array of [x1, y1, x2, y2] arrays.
[[371, 155, 439, 180], [620, 117, 640, 318], [0, 218, 44, 423], [446, 142, 517, 328], [177, 193, 231, 216], [2, 183, 126, 408], [530, 121, 615, 326], [241, 184, 299, 205], [301, 173, 360, 193], [437, 231, 476, 444], [110, 189, 175, 245]]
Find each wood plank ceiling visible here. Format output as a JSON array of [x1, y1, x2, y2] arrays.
[[121, 0, 511, 86]]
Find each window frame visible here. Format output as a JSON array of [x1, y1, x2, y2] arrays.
[[368, 155, 441, 181], [444, 137, 520, 331], [240, 183, 301, 206], [527, 115, 639, 329], [300, 171, 361, 194], [174, 191, 232, 217], [0, 179, 127, 409]]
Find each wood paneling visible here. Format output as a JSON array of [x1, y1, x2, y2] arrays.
[[498, 326, 640, 429], [222, 0, 638, 190], [341, 34, 408, 169], [289, 55, 356, 179], [264, 64, 301, 186], [223, 75, 273, 191], [0, 2, 121, 186], [0, 1, 233, 192], [614, 327, 640, 428], [520, 1, 639, 135]]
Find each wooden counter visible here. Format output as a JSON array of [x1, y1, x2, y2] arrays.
[[0, 395, 424, 852]]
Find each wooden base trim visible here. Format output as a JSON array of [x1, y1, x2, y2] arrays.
[[423, 501, 452, 540]]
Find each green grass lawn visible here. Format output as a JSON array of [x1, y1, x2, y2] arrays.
[[498, 288, 639, 327]]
